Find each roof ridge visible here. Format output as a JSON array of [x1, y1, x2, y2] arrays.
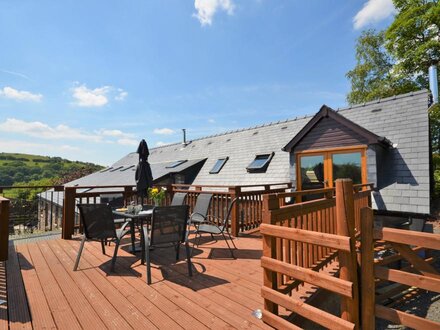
[[150, 115, 314, 150], [149, 89, 428, 151], [338, 89, 428, 112]]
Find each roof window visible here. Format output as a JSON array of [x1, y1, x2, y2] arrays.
[[246, 153, 274, 173], [120, 165, 135, 171], [209, 157, 229, 174], [166, 160, 187, 168]]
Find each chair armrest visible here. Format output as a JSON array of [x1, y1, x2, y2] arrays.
[[190, 212, 208, 222]]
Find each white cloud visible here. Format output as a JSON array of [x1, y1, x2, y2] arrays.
[[155, 141, 169, 147], [0, 140, 79, 154], [116, 138, 138, 146], [193, 0, 235, 26], [208, 118, 215, 123], [99, 129, 134, 139], [0, 118, 102, 141], [71, 84, 111, 107], [115, 89, 128, 101], [0, 86, 42, 102], [153, 128, 175, 135], [0, 118, 138, 147], [353, 0, 396, 30]]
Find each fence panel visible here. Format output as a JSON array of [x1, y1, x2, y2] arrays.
[[261, 180, 370, 328], [0, 197, 10, 261], [360, 206, 440, 329]]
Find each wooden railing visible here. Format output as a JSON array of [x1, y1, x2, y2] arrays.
[[261, 180, 373, 329], [172, 183, 291, 236], [62, 182, 292, 239], [361, 207, 440, 329], [0, 197, 10, 261]]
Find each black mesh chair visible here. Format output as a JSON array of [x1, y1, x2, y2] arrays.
[[74, 204, 130, 272], [193, 198, 238, 258], [170, 192, 187, 206], [189, 193, 213, 225], [143, 205, 192, 284]]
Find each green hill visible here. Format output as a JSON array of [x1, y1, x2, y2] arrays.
[[0, 152, 104, 187]]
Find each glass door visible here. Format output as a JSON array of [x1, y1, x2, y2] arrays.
[[331, 152, 362, 185], [299, 155, 326, 190], [296, 147, 366, 197]]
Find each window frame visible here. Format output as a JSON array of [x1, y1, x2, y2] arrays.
[[246, 152, 274, 173], [165, 160, 187, 169], [209, 157, 229, 174], [295, 145, 367, 190]]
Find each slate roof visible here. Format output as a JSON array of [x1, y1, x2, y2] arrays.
[[41, 90, 431, 214]]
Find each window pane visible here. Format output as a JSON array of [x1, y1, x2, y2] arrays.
[[300, 155, 325, 190], [248, 155, 270, 169], [332, 152, 362, 184], [166, 160, 187, 168], [210, 158, 227, 174]]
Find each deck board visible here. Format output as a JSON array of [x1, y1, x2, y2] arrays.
[[15, 243, 56, 329], [6, 244, 33, 330], [0, 261, 7, 330], [5, 233, 270, 329]]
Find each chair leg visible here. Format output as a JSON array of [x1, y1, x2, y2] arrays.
[[143, 227, 152, 284], [146, 245, 152, 284], [110, 239, 120, 272], [222, 232, 235, 258], [101, 239, 106, 255], [130, 221, 136, 253], [73, 237, 86, 271], [227, 231, 237, 249], [176, 243, 180, 261], [191, 232, 201, 257], [185, 241, 193, 277]]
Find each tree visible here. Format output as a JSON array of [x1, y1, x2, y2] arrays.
[[346, 30, 418, 104], [386, 0, 440, 87], [346, 0, 439, 105]]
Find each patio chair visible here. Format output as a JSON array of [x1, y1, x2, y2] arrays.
[[142, 205, 192, 284], [193, 198, 238, 258], [74, 204, 130, 272], [189, 193, 213, 226], [170, 192, 187, 206]]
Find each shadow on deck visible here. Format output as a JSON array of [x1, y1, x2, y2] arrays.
[[1, 233, 271, 329]]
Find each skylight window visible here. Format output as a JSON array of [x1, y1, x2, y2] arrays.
[[209, 157, 229, 174], [246, 153, 274, 173], [166, 160, 187, 168], [109, 166, 124, 172]]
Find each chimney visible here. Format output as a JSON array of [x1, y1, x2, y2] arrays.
[[429, 64, 438, 104], [182, 129, 188, 146]]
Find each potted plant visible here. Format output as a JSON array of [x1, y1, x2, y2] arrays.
[[148, 187, 165, 206]]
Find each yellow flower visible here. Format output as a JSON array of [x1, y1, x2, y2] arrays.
[[152, 188, 159, 194]]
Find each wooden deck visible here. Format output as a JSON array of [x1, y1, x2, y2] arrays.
[[1, 232, 272, 329]]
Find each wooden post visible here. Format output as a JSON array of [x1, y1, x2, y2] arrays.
[[123, 186, 133, 206], [361, 207, 375, 330], [335, 179, 360, 329], [262, 193, 280, 317], [0, 197, 10, 261], [166, 184, 173, 205], [229, 186, 240, 237], [62, 187, 76, 239]]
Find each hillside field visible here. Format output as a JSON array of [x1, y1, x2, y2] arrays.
[[0, 152, 103, 187]]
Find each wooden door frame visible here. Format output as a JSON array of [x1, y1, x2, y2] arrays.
[[296, 145, 367, 190]]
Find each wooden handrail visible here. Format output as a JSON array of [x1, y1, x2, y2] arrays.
[[260, 223, 351, 251], [373, 227, 440, 250], [172, 182, 291, 189]]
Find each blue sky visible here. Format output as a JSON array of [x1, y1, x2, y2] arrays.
[[0, 0, 396, 165]]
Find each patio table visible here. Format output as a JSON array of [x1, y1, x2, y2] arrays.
[[112, 208, 153, 254]]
